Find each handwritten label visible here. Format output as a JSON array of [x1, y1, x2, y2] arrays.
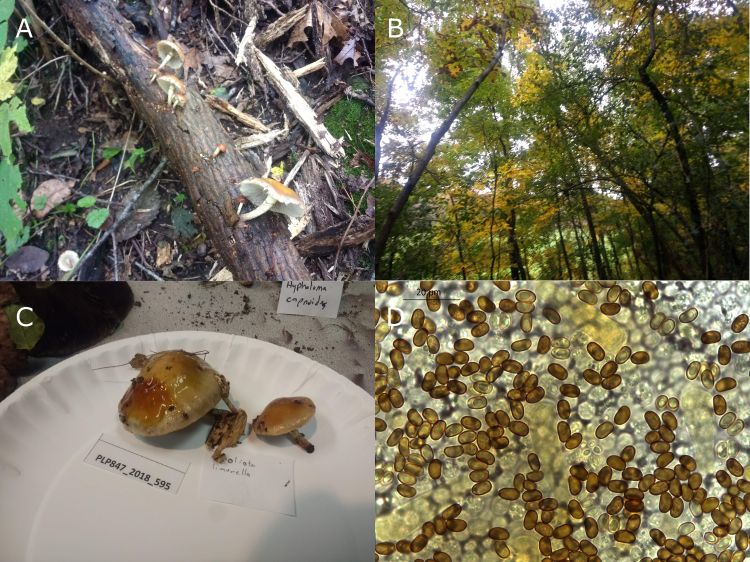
[[84, 434, 189, 494], [201, 452, 295, 516], [277, 281, 343, 319]]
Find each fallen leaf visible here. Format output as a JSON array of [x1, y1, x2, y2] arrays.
[[155, 240, 173, 268], [30, 179, 72, 219], [288, 1, 349, 47], [184, 47, 202, 79], [333, 38, 361, 67], [4, 246, 49, 274], [115, 181, 161, 241]]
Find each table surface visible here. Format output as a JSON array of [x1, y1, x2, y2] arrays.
[[14, 281, 374, 395]]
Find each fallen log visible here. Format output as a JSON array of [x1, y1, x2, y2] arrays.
[[295, 216, 374, 257], [57, 0, 310, 280]]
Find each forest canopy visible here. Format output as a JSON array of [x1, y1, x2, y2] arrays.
[[375, 0, 749, 280]]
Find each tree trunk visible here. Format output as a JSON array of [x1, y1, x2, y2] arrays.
[[488, 154, 500, 279], [568, 194, 589, 279], [448, 194, 468, 280], [607, 233, 622, 278], [625, 216, 644, 279], [374, 27, 508, 268], [58, 0, 310, 280], [579, 190, 607, 278], [555, 210, 572, 279], [640, 1, 710, 277], [508, 208, 525, 280]]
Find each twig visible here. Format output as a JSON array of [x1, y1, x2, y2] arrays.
[[17, 0, 112, 82], [284, 149, 309, 185], [111, 233, 119, 281], [345, 86, 374, 107], [19, 55, 69, 83], [205, 95, 270, 132], [133, 260, 165, 281], [293, 58, 326, 78], [65, 159, 168, 279], [333, 177, 373, 274], [109, 114, 135, 205]]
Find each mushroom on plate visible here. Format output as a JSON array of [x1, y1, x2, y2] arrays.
[[155, 39, 184, 72], [238, 178, 305, 221], [118, 350, 247, 462], [155, 74, 187, 109], [252, 396, 316, 453]]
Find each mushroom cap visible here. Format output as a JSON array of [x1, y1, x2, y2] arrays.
[[252, 396, 316, 436], [156, 74, 186, 96], [155, 40, 184, 70], [239, 178, 305, 218], [57, 250, 79, 272], [118, 350, 222, 436]]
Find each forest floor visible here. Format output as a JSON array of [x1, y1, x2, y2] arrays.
[[5, 0, 374, 280]]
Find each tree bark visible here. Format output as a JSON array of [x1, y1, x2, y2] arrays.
[[58, 0, 310, 280], [373, 26, 508, 269]]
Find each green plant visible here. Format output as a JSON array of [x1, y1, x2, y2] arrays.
[[173, 192, 186, 205], [0, 0, 33, 256], [76, 195, 109, 229], [124, 147, 146, 171], [86, 208, 109, 229], [102, 147, 121, 160]]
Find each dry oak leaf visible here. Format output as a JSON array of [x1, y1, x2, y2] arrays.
[[288, 1, 348, 47], [31, 179, 72, 219], [156, 240, 173, 268], [333, 37, 361, 66]]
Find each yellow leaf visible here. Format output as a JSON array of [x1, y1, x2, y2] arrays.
[[0, 46, 17, 102]]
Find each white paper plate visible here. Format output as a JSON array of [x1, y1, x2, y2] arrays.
[[0, 332, 374, 562]]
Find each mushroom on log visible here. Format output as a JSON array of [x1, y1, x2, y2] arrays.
[[57, 0, 310, 280], [239, 177, 305, 221]]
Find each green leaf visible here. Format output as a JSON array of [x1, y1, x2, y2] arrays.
[[32, 194, 48, 211], [4, 304, 45, 351], [173, 192, 186, 205], [102, 146, 122, 160], [0, 156, 27, 254], [86, 207, 109, 229], [124, 147, 145, 171], [0, 45, 17, 102], [0, 96, 32, 158], [0, 0, 14, 47], [57, 202, 77, 214], [170, 207, 197, 238], [13, 36, 27, 53], [76, 195, 97, 208]]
